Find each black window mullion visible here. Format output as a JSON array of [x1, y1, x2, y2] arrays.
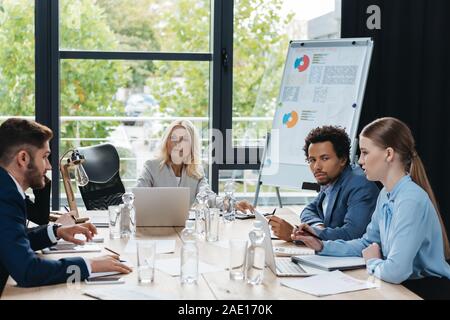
[[60, 51, 212, 61], [215, 0, 263, 193], [35, 0, 60, 210], [210, 0, 233, 193]]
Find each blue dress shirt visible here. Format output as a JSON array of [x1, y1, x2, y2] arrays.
[[319, 175, 450, 284]]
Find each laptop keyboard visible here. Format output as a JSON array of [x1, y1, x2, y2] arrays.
[[276, 257, 306, 274]]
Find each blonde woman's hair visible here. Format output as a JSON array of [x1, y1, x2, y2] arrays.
[[361, 117, 450, 259], [158, 119, 204, 180]]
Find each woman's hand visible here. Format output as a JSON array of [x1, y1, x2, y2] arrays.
[[362, 243, 382, 262]]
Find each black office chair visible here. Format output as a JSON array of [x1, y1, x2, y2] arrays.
[[402, 259, 450, 300], [77, 143, 125, 210]]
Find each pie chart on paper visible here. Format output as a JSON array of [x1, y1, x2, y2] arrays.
[[294, 55, 310, 72], [282, 111, 299, 129]]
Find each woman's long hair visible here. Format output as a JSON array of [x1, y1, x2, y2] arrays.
[[157, 119, 204, 180], [361, 117, 450, 259]]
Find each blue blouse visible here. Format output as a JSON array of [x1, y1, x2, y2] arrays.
[[319, 175, 450, 284]]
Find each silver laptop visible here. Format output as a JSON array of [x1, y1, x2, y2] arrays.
[[255, 211, 325, 277], [132, 187, 190, 227]]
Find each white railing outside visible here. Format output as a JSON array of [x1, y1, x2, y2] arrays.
[[2, 115, 311, 204]]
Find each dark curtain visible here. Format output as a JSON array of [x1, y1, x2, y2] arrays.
[[342, 0, 450, 234]]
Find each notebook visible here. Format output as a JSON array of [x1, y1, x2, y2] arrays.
[[42, 243, 101, 254], [291, 255, 366, 271]]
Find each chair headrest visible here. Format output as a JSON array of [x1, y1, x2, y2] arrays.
[[77, 143, 120, 184]]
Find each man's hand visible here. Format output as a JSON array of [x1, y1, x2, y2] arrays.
[[268, 216, 294, 242], [362, 243, 382, 262], [291, 223, 323, 252], [56, 222, 97, 245], [55, 211, 77, 226], [235, 200, 255, 213], [90, 255, 133, 274]]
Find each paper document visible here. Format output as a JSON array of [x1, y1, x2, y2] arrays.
[[211, 240, 230, 249], [84, 210, 109, 227], [155, 258, 223, 276], [84, 287, 171, 300], [281, 270, 378, 297], [124, 239, 176, 254], [42, 243, 101, 254]]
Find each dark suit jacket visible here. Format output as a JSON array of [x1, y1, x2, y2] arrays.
[[300, 165, 380, 241], [25, 180, 51, 225], [0, 167, 89, 295]]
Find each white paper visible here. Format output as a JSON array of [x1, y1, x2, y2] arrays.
[[281, 270, 378, 297], [155, 258, 223, 276], [270, 45, 368, 165], [211, 240, 230, 249], [84, 287, 171, 300], [84, 210, 109, 227], [124, 239, 176, 254]]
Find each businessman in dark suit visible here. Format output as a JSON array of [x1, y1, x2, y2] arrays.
[[269, 126, 380, 241], [0, 118, 131, 294]]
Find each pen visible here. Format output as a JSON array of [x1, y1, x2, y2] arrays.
[[105, 247, 127, 263], [294, 225, 322, 240], [104, 247, 120, 256], [267, 208, 276, 222], [63, 206, 77, 222]]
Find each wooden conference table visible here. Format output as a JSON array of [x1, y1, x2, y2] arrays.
[[1, 208, 420, 300]]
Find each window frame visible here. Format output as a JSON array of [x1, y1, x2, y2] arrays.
[[35, 0, 262, 209]]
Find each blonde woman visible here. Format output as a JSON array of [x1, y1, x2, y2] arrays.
[[137, 120, 254, 212], [293, 117, 450, 290]]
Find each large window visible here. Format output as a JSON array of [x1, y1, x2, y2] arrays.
[[56, 0, 212, 207], [232, 0, 341, 148], [60, 0, 210, 53], [59, 60, 210, 198], [218, 0, 341, 204], [13, 0, 341, 208], [0, 0, 35, 118]]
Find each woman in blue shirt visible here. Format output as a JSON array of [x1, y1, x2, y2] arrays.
[[293, 117, 450, 286]]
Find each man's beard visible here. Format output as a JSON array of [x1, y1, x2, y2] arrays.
[[317, 178, 332, 186], [26, 159, 45, 189]]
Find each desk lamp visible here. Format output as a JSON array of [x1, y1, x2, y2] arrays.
[[59, 149, 89, 217]]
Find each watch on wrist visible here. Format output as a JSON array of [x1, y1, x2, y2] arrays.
[[52, 223, 62, 240]]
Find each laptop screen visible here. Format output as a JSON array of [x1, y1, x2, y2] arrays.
[[254, 211, 279, 273]]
